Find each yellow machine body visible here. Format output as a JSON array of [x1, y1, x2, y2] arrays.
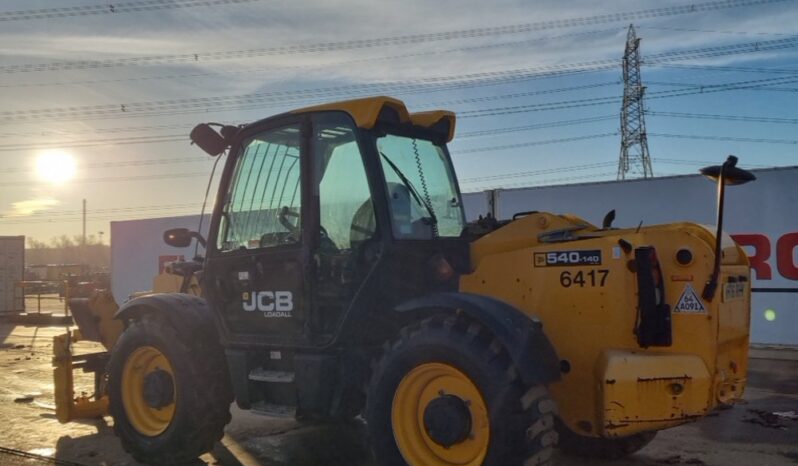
[[460, 212, 750, 438], [53, 290, 121, 423], [53, 329, 110, 423]]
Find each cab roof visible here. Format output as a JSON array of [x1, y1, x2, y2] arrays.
[[291, 96, 456, 142]]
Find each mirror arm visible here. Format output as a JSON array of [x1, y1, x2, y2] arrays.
[[702, 159, 729, 301], [190, 231, 207, 248]]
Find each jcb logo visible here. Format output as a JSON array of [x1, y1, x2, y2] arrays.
[[243, 291, 293, 313]]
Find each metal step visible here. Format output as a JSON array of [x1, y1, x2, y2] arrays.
[[248, 368, 295, 384], [250, 402, 297, 418]]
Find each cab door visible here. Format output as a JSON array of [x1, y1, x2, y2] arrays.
[[204, 118, 311, 342], [309, 112, 380, 338]]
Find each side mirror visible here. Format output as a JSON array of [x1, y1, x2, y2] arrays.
[[163, 228, 193, 248], [164, 228, 207, 249], [190, 123, 228, 156]]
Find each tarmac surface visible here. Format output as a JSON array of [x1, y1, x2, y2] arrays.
[[0, 320, 796, 466]]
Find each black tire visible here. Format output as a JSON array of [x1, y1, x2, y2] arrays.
[[557, 420, 657, 459], [365, 314, 558, 466], [108, 313, 233, 464]]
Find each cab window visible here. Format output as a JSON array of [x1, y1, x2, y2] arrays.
[[315, 115, 376, 251], [217, 124, 302, 251]]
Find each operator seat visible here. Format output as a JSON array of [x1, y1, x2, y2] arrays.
[[349, 182, 412, 247]]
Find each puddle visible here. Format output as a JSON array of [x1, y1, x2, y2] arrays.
[[28, 447, 55, 457], [33, 401, 56, 410]]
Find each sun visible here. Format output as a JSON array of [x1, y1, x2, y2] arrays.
[[35, 149, 77, 185]]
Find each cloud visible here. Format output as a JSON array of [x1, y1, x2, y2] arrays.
[[5, 198, 60, 217], [1, 0, 797, 242]]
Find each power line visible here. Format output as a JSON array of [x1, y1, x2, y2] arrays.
[[0, 28, 624, 90], [642, 35, 798, 64], [0, 67, 617, 123], [0, 171, 208, 188], [0, 123, 195, 139], [4, 74, 616, 127], [459, 129, 798, 159], [430, 82, 620, 107], [649, 79, 798, 93], [6, 70, 763, 124], [649, 111, 798, 124], [457, 133, 617, 154], [5, 34, 798, 124], [0, 0, 264, 22], [0, 135, 188, 152], [653, 157, 774, 167], [462, 171, 620, 192], [2, 202, 202, 219], [6, 157, 783, 223], [3, 72, 796, 151], [640, 25, 794, 37], [0, 211, 203, 225], [458, 74, 798, 118], [651, 63, 798, 75], [0, 113, 618, 174], [459, 158, 780, 188], [459, 161, 617, 183], [1, 202, 207, 224], [457, 115, 617, 139], [0, 114, 616, 153], [0, 156, 206, 175], [1, 74, 795, 159], [0, 0, 789, 74], [649, 132, 798, 144], [0, 116, 617, 174]]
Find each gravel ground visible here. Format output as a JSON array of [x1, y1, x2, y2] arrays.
[[0, 322, 796, 466]]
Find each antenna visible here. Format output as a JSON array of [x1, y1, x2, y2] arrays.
[[618, 24, 653, 180]]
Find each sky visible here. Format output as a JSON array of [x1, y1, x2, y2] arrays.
[[0, 0, 797, 244]]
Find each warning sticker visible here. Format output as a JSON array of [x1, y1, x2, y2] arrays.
[[674, 284, 706, 313]]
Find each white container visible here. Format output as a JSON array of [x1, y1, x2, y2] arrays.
[[0, 236, 25, 313]]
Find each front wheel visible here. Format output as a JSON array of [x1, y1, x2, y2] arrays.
[[365, 314, 558, 466], [107, 314, 233, 464]]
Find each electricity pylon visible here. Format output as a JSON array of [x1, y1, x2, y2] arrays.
[[617, 24, 653, 180]]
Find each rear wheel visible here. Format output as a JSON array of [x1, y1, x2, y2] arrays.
[[365, 314, 558, 466], [557, 421, 657, 459], [108, 314, 233, 464]]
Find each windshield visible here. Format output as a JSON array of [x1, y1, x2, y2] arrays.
[[377, 134, 465, 239]]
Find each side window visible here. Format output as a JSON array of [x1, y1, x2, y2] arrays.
[[217, 124, 302, 251], [314, 114, 376, 250], [377, 134, 464, 239]]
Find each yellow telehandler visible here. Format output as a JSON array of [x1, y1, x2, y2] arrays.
[[54, 96, 753, 465]]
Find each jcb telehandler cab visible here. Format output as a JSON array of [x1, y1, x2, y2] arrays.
[[107, 97, 560, 466], [57, 96, 754, 466]]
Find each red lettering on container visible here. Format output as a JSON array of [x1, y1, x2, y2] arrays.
[[776, 232, 798, 280], [731, 234, 772, 280]]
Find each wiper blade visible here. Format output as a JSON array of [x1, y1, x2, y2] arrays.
[[379, 151, 438, 225]]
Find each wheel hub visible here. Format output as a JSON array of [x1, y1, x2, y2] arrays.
[[391, 362, 490, 466], [121, 345, 176, 437], [423, 394, 473, 447], [142, 368, 175, 409]]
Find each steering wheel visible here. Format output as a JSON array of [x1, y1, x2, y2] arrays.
[[278, 206, 339, 251]]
